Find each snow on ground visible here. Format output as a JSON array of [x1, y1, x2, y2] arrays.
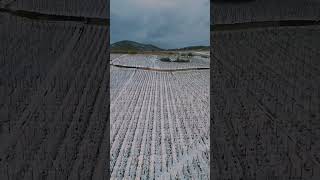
[[110, 54, 210, 179], [210, 26, 320, 179], [111, 54, 210, 70], [0, 15, 110, 179]]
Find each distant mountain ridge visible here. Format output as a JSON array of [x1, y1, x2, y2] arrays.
[[111, 40, 163, 52], [111, 40, 209, 52]]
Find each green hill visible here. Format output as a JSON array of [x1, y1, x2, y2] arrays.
[[111, 40, 163, 53]]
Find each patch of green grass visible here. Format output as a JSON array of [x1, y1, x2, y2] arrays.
[[159, 57, 171, 62], [127, 50, 138, 54], [188, 52, 193, 57]]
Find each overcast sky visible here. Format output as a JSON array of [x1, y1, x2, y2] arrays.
[[111, 0, 210, 49]]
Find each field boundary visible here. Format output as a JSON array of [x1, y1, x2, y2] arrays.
[[0, 7, 109, 26], [110, 64, 210, 72], [211, 20, 320, 31]]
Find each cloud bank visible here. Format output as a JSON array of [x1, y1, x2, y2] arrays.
[[111, 0, 210, 49]]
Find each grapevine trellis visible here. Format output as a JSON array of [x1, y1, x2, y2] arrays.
[[210, 0, 320, 179], [110, 56, 210, 179], [0, 0, 110, 179]]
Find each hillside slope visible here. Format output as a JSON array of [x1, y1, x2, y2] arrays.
[[111, 40, 163, 52]]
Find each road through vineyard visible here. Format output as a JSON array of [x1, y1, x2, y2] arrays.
[[110, 54, 210, 179]]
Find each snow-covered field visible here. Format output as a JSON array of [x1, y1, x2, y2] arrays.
[[0, 13, 110, 179], [111, 54, 210, 70], [210, 26, 320, 179], [212, 0, 320, 24], [110, 54, 210, 179]]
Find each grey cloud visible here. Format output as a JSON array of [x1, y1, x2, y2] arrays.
[[111, 0, 209, 49]]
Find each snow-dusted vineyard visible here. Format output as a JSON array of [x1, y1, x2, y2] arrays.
[[110, 55, 210, 179], [212, 0, 320, 24], [1, 0, 109, 18], [0, 0, 110, 177], [210, 26, 320, 179], [110, 54, 125, 61], [111, 54, 210, 70]]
